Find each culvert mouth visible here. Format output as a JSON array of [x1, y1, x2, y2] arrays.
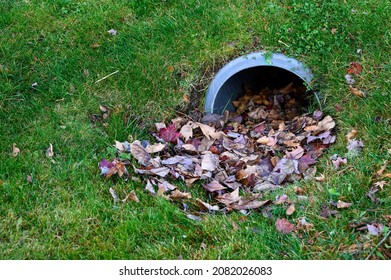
[[205, 52, 313, 115]]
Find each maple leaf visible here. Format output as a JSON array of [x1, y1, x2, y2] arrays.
[[275, 218, 295, 234], [373, 180, 388, 190], [347, 62, 363, 75], [158, 124, 181, 144]]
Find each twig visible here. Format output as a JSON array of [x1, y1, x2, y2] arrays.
[[95, 70, 119, 83], [365, 230, 391, 260]]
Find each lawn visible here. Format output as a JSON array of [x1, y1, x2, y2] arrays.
[[0, 0, 390, 260]]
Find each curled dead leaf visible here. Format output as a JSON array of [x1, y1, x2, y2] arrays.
[[196, 198, 219, 211], [337, 200, 352, 209], [346, 129, 357, 141], [122, 190, 139, 203], [12, 143, 20, 157], [286, 203, 295, 215], [46, 144, 54, 158], [169, 189, 192, 200], [349, 85, 366, 98]]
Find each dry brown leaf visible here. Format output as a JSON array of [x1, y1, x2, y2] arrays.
[[346, 129, 357, 141], [116, 161, 126, 177], [376, 161, 388, 177], [12, 143, 20, 157], [315, 174, 325, 182], [349, 85, 366, 98], [275, 218, 295, 234], [99, 104, 108, 112], [337, 200, 352, 209], [231, 198, 270, 211], [180, 121, 196, 142], [293, 186, 305, 195], [203, 181, 226, 192], [170, 189, 192, 200], [201, 152, 219, 172], [130, 142, 151, 166], [216, 188, 240, 206], [114, 141, 125, 152], [285, 146, 304, 159], [145, 143, 166, 154], [373, 180, 388, 190], [196, 122, 226, 140], [122, 190, 139, 203], [286, 203, 296, 215], [46, 143, 54, 158], [196, 198, 219, 211], [318, 115, 335, 131]]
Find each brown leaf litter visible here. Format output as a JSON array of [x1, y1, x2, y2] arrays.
[[99, 82, 337, 214]]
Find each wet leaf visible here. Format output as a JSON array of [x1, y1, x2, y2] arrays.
[[12, 143, 20, 157], [275, 218, 295, 234]]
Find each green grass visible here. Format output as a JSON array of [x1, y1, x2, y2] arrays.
[[1, 0, 390, 259]]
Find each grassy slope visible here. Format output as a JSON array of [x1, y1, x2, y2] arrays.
[[0, 0, 390, 259]]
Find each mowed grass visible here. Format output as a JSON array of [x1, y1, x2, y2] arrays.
[[0, 0, 390, 259]]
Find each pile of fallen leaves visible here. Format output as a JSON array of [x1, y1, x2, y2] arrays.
[[99, 82, 337, 214]]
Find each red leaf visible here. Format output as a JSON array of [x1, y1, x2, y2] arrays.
[[346, 62, 362, 75], [158, 124, 180, 144], [275, 218, 295, 234]]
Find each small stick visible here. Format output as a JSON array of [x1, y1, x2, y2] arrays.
[[365, 230, 391, 260], [95, 70, 119, 84]]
